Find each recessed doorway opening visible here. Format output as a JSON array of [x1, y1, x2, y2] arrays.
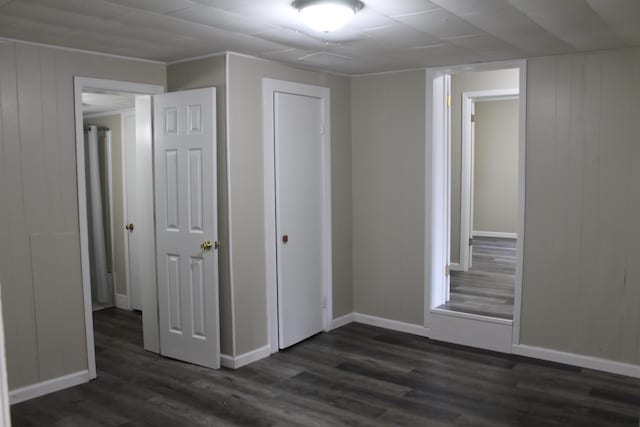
[[426, 62, 526, 353]]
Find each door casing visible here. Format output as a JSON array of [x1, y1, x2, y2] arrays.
[[74, 77, 164, 379]]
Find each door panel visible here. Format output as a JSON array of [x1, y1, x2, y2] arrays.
[[154, 88, 219, 368], [275, 92, 324, 349], [135, 95, 159, 352], [123, 112, 142, 311]]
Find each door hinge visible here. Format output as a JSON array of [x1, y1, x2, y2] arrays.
[[471, 113, 476, 123], [446, 95, 451, 108], [322, 296, 327, 309], [469, 238, 473, 246], [445, 265, 450, 276]]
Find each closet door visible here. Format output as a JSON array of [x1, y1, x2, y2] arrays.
[[275, 91, 325, 349]]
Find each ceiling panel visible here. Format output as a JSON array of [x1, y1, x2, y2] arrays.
[[169, 5, 276, 34], [394, 8, 483, 39], [105, 0, 196, 14], [19, 0, 129, 19], [0, 0, 639, 74]]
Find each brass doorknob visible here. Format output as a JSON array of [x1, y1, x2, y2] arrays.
[[125, 223, 134, 232], [200, 240, 213, 251]]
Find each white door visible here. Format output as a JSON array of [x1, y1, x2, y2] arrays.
[[123, 111, 142, 311], [153, 88, 220, 368], [275, 92, 325, 349]]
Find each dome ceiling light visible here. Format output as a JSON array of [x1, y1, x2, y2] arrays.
[[292, 0, 364, 33]]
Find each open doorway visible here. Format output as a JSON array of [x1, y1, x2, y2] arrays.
[[75, 78, 164, 379], [426, 62, 526, 353], [75, 78, 222, 378], [82, 90, 137, 312], [442, 86, 519, 320]]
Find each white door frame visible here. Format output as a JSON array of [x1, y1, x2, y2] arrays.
[[459, 88, 519, 271], [262, 78, 333, 354], [424, 59, 527, 350], [73, 77, 164, 379], [119, 109, 136, 310]]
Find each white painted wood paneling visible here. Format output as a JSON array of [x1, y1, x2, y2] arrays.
[[521, 48, 640, 365], [0, 42, 40, 390], [0, 40, 165, 392], [30, 232, 87, 380]]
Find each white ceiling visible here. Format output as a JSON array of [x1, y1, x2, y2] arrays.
[[0, 0, 639, 74], [82, 90, 135, 114]]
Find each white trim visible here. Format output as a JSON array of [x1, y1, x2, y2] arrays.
[[513, 345, 640, 380], [0, 37, 165, 64], [166, 51, 227, 66], [220, 353, 234, 369], [0, 283, 11, 425], [472, 231, 518, 239], [105, 129, 117, 308], [424, 71, 450, 313], [353, 313, 430, 337], [512, 61, 528, 346], [330, 312, 355, 330], [459, 92, 473, 270], [224, 53, 237, 358], [219, 345, 271, 369], [114, 293, 131, 310], [448, 262, 463, 271], [262, 79, 333, 354], [120, 110, 136, 311], [428, 311, 512, 353], [9, 370, 90, 405], [83, 109, 133, 120], [74, 77, 164, 380], [430, 308, 512, 326]]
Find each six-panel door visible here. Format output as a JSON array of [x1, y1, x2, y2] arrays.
[[153, 88, 220, 368]]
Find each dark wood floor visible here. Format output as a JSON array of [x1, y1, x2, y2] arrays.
[[11, 308, 640, 426], [439, 237, 516, 319]]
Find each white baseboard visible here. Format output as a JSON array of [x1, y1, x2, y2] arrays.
[[10, 370, 90, 405], [114, 293, 131, 310], [472, 230, 517, 239], [353, 312, 429, 337], [220, 353, 234, 369], [220, 345, 270, 369], [512, 344, 640, 379], [449, 262, 463, 271], [331, 313, 355, 330]]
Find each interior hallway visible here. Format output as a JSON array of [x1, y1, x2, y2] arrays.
[[10, 308, 640, 426]]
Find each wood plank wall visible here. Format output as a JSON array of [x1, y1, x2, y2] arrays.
[[521, 48, 640, 364], [0, 41, 165, 390]]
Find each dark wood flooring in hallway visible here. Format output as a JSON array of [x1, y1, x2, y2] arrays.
[[439, 236, 516, 319], [11, 308, 640, 426]]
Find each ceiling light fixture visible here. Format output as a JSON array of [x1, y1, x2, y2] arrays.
[[292, 0, 364, 33]]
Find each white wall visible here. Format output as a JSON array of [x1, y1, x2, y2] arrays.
[[166, 54, 232, 355], [351, 70, 426, 325], [227, 54, 352, 356], [473, 99, 519, 235], [521, 47, 640, 365], [0, 41, 165, 390]]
